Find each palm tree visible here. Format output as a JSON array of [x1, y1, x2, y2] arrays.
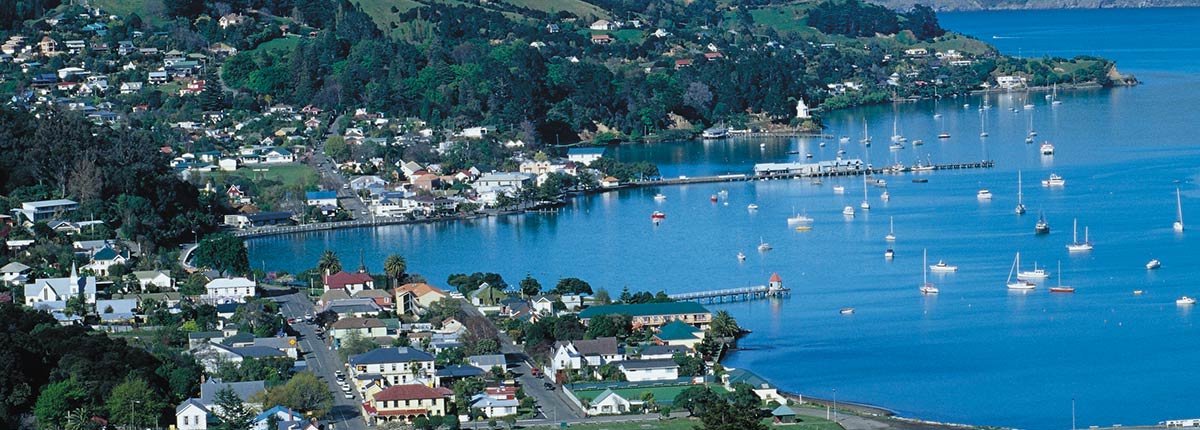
[[710, 310, 740, 338], [383, 254, 407, 288], [317, 249, 342, 274], [641, 392, 657, 412], [63, 408, 89, 430]]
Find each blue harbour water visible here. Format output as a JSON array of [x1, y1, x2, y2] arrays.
[[248, 9, 1200, 429]]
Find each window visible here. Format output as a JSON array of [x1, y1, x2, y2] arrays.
[[184, 416, 190, 425]]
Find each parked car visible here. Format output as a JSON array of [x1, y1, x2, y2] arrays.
[[543, 382, 555, 391]]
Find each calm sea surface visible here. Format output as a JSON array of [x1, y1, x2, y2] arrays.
[[249, 8, 1200, 429]]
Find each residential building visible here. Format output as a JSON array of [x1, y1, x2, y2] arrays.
[[471, 395, 518, 418], [348, 347, 436, 386], [652, 320, 705, 349], [353, 289, 393, 308], [84, 245, 127, 276], [549, 337, 622, 382], [589, 20, 614, 31], [321, 298, 383, 318], [722, 368, 788, 404], [460, 126, 495, 138], [11, 199, 77, 223], [1, 262, 31, 285], [362, 384, 453, 424], [473, 172, 534, 192], [223, 212, 293, 229], [586, 389, 631, 415], [189, 341, 288, 373], [176, 399, 209, 430], [350, 175, 386, 191], [132, 270, 174, 290], [323, 270, 374, 295], [24, 264, 96, 306], [618, 359, 679, 382], [198, 378, 266, 413], [251, 406, 304, 430], [330, 317, 388, 348], [204, 277, 256, 303], [578, 302, 712, 329], [394, 283, 448, 315], [566, 147, 607, 166], [306, 191, 338, 208], [467, 354, 506, 371]]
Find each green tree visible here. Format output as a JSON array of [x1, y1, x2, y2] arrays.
[[673, 385, 719, 416], [593, 288, 612, 305], [337, 330, 381, 362], [34, 379, 86, 430], [551, 277, 593, 295], [709, 310, 741, 338], [325, 136, 351, 162], [193, 233, 250, 276], [383, 254, 407, 287], [255, 372, 334, 417], [519, 274, 542, 298], [317, 249, 342, 274], [105, 377, 164, 429], [200, 66, 225, 111], [214, 386, 254, 430], [586, 314, 631, 339]]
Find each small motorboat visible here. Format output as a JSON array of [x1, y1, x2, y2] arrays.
[[884, 248, 895, 259], [737, 252, 746, 262], [912, 139, 924, 146], [929, 261, 958, 273], [977, 189, 993, 200], [840, 308, 855, 315], [1042, 174, 1065, 187], [833, 185, 846, 194], [1147, 259, 1161, 270], [912, 178, 929, 183], [654, 193, 667, 201], [805, 152, 813, 159], [651, 211, 666, 221], [938, 132, 951, 139], [1134, 290, 1145, 295], [757, 238, 772, 252], [1177, 296, 1196, 305], [1040, 142, 1055, 155], [747, 203, 759, 211], [710, 195, 718, 203], [843, 206, 855, 216], [880, 191, 890, 201]]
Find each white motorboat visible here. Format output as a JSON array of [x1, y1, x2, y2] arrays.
[[833, 185, 846, 194], [977, 189, 993, 200], [840, 308, 856, 315], [1017, 260, 1051, 281], [885, 217, 896, 241], [912, 139, 924, 146], [920, 249, 939, 294], [1042, 174, 1065, 187], [1015, 171, 1026, 215], [1174, 187, 1185, 232], [1177, 296, 1196, 305], [880, 190, 890, 201], [839, 136, 851, 144], [885, 248, 895, 259], [843, 206, 855, 216], [788, 210, 814, 231], [1007, 253, 1037, 290], [929, 260, 958, 273], [737, 252, 746, 262], [654, 193, 667, 201], [1040, 142, 1055, 155], [1066, 218, 1093, 252], [889, 143, 904, 150], [1146, 259, 1161, 270], [747, 203, 759, 211]]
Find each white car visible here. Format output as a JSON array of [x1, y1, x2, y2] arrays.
[[344, 392, 354, 399]]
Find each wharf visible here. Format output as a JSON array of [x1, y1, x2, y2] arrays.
[[631, 160, 994, 187], [669, 284, 790, 303]]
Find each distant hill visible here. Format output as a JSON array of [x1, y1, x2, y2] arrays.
[[869, 0, 1200, 11]]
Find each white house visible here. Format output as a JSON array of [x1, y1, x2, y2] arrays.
[[133, 270, 174, 290], [589, 20, 614, 31], [24, 264, 97, 306], [460, 126, 495, 138], [175, 399, 209, 430], [567, 148, 607, 166], [618, 359, 679, 382], [586, 389, 631, 415], [474, 172, 534, 192], [1, 262, 31, 285], [471, 395, 518, 418], [218, 158, 238, 171], [11, 199, 77, 223], [549, 338, 622, 382], [204, 277, 256, 303], [997, 75, 1027, 90], [347, 347, 436, 386], [796, 98, 811, 119]]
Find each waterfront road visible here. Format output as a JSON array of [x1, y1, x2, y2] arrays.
[[277, 292, 368, 430]]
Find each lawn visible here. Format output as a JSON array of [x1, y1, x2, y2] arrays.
[[89, 0, 171, 27], [748, 4, 821, 37], [504, 0, 608, 19], [572, 384, 699, 406], [249, 37, 301, 55], [353, 0, 439, 35], [210, 164, 318, 188]]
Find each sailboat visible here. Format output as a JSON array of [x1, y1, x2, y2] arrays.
[[1051, 83, 1063, 106], [1067, 218, 1093, 252], [1015, 171, 1026, 215], [1049, 261, 1075, 293], [937, 114, 951, 139], [860, 120, 872, 145], [757, 237, 772, 252], [920, 249, 939, 294], [891, 112, 906, 143], [885, 217, 896, 241], [1174, 187, 1185, 232], [861, 176, 871, 210], [1035, 211, 1050, 235], [1007, 253, 1037, 290], [737, 252, 746, 262], [979, 109, 989, 138]]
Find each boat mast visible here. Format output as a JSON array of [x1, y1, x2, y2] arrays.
[[923, 248, 928, 287]]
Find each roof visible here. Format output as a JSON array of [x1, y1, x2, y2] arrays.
[[591, 389, 627, 405], [395, 283, 448, 298], [230, 346, 286, 358], [331, 317, 386, 330], [324, 271, 374, 290], [1, 262, 30, 273], [655, 320, 702, 341], [467, 354, 506, 368], [206, 277, 255, 288], [91, 246, 123, 261], [373, 384, 452, 402], [319, 289, 351, 303], [618, 359, 678, 370], [254, 406, 303, 423], [176, 398, 209, 415], [21, 199, 77, 209], [640, 344, 689, 357], [305, 191, 337, 200], [188, 331, 223, 340], [471, 396, 519, 408], [200, 379, 265, 404], [132, 270, 170, 279], [769, 272, 782, 283], [562, 337, 618, 357], [436, 365, 485, 378], [578, 302, 710, 319], [347, 347, 434, 365], [725, 368, 773, 389], [772, 405, 797, 416], [323, 298, 381, 314], [567, 147, 607, 155], [353, 289, 391, 299]]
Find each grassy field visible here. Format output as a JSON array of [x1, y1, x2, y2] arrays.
[[573, 384, 695, 406], [504, 0, 608, 19], [748, 4, 820, 37], [921, 33, 995, 56], [249, 37, 301, 55], [209, 164, 318, 188], [531, 416, 843, 430], [90, 0, 170, 27], [353, 0, 441, 35]]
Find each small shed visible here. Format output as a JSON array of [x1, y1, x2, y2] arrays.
[[772, 405, 797, 424]]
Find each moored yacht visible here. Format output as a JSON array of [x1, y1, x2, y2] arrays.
[[1007, 253, 1037, 290], [1042, 174, 1066, 187], [1040, 142, 1055, 155], [977, 189, 993, 200], [1147, 259, 1161, 270], [1177, 296, 1196, 305]]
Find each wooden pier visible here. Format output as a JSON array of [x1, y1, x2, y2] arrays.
[[631, 160, 994, 187], [669, 284, 790, 303]]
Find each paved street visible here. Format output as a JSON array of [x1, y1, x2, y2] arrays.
[[310, 114, 369, 218], [277, 293, 368, 430]]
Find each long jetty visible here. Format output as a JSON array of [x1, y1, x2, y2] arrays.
[[669, 285, 790, 303], [631, 160, 994, 187]]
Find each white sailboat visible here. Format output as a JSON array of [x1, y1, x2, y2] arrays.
[[757, 237, 772, 252], [1174, 187, 1184, 232], [1051, 83, 1063, 106], [860, 120, 872, 145], [1049, 261, 1075, 293], [1015, 171, 1026, 215], [979, 109, 989, 138], [920, 249, 939, 294], [885, 217, 896, 241], [1067, 218, 1093, 252], [861, 176, 871, 210], [891, 113, 906, 143], [1007, 253, 1037, 290]]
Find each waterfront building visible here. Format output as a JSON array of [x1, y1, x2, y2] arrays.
[[578, 302, 712, 329]]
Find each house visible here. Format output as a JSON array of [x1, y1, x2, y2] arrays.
[[251, 406, 304, 430], [435, 365, 485, 386], [579, 302, 712, 329], [323, 271, 374, 295], [148, 71, 169, 84], [567, 148, 607, 166], [219, 158, 239, 172], [85, 245, 128, 276], [96, 298, 138, 322], [189, 342, 288, 373], [997, 75, 1027, 90], [704, 52, 724, 61], [471, 395, 518, 418], [330, 317, 388, 348], [350, 175, 386, 191], [305, 191, 338, 208], [722, 368, 788, 404], [263, 147, 294, 164], [590, 34, 613, 45], [176, 399, 210, 430], [1, 262, 31, 285], [219, 13, 247, 28], [638, 344, 690, 360], [652, 320, 705, 349], [589, 20, 614, 31], [318, 289, 351, 307], [549, 337, 623, 381], [321, 298, 383, 318], [223, 212, 293, 229], [348, 347, 436, 386], [467, 354, 506, 371], [545, 23, 560, 33], [199, 379, 266, 413], [474, 172, 534, 192], [600, 176, 621, 188], [586, 389, 631, 415], [904, 48, 929, 57], [354, 289, 393, 308], [394, 283, 448, 315], [460, 126, 495, 138], [24, 265, 96, 306], [11, 199, 77, 223], [204, 277, 256, 303], [618, 359, 679, 382], [674, 59, 693, 69], [469, 283, 508, 307], [253, 336, 300, 359], [120, 81, 143, 94], [362, 384, 453, 425], [796, 98, 811, 119]]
